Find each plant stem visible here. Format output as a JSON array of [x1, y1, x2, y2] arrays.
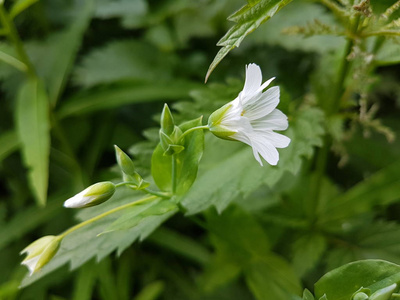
[[0, 4, 35, 76], [179, 125, 209, 142], [171, 154, 177, 194], [114, 182, 171, 198], [59, 195, 158, 238]]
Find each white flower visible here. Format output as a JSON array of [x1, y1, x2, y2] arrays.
[[208, 63, 290, 166], [20, 235, 61, 275], [63, 181, 116, 208]]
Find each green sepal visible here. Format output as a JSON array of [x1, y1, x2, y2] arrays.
[[123, 173, 150, 190], [159, 130, 174, 151], [114, 145, 135, 175], [163, 144, 185, 156], [160, 103, 174, 135], [208, 103, 237, 140], [352, 287, 371, 300]]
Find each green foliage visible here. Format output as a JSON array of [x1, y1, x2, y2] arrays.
[[206, 0, 293, 81], [16, 78, 50, 206]]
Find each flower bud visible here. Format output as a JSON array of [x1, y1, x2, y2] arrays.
[[370, 283, 397, 300], [20, 235, 62, 275], [161, 103, 174, 135], [114, 145, 135, 175], [63, 182, 116, 208]]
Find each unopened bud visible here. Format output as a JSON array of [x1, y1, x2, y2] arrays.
[[63, 182, 116, 208], [161, 104, 174, 135], [20, 235, 62, 275], [114, 145, 135, 175], [370, 283, 397, 300]]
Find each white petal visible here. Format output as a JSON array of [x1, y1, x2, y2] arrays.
[[258, 77, 275, 93], [251, 137, 280, 166], [22, 256, 40, 275], [242, 64, 262, 100], [63, 189, 92, 208], [252, 109, 288, 131], [243, 86, 280, 120], [257, 131, 291, 148]]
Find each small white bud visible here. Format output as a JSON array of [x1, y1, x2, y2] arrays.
[[63, 181, 116, 208]]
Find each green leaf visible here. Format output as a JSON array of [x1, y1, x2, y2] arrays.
[[102, 200, 178, 234], [148, 227, 210, 265], [16, 78, 50, 206], [206, 0, 293, 81], [151, 117, 204, 196], [72, 40, 172, 88], [20, 190, 175, 287], [95, 0, 148, 29], [292, 234, 327, 277], [9, 0, 39, 19], [57, 80, 203, 119], [245, 255, 302, 300], [134, 281, 165, 300], [320, 159, 400, 229], [26, 0, 93, 105], [303, 289, 315, 300], [0, 130, 19, 162], [206, 206, 301, 300], [182, 107, 324, 215], [315, 260, 400, 300], [375, 39, 400, 66]]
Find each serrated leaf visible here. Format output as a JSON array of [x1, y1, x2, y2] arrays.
[[102, 200, 178, 234], [20, 190, 175, 287], [16, 78, 50, 206], [315, 260, 400, 300], [181, 107, 324, 215], [151, 117, 204, 196], [206, 0, 292, 81], [57, 80, 203, 119]]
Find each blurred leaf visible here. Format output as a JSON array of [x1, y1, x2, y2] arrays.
[[152, 117, 204, 195], [248, 0, 345, 53], [27, 0, 94, 105], [96, 258, 118, 300], [206, 206, 301, 300], [73, 40, 172, 88], [9, 0, 39, 19], [206, 0, 293, 81], [315, 260, 400, 300], [102, 199, 178, 234], [375, 39, 400, 66], [148, 227, 210, 265], [245, 255, 302, 300], [95, 0, 148, 29], [0, 197, 63, 251], [16, 78, 50, 206], [72, 262, 96, 300], [321, 159, 400, 228], [134, 281, 165, 300], [0, 130, 19, 162], [20, 190, 175, 287], [292, 234, 327, 277], [57, 80, 203, 119], [182, 107, 324, 215]]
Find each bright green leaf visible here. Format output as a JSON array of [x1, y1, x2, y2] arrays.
[[9, 0, 39, 19], [206, 0, 293, 81], [315, 260, 400, 300], [303, 289, 315, 300], [16, 78, 50, 206]]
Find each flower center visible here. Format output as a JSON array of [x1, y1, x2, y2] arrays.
[[241, 110, 246, 116]]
